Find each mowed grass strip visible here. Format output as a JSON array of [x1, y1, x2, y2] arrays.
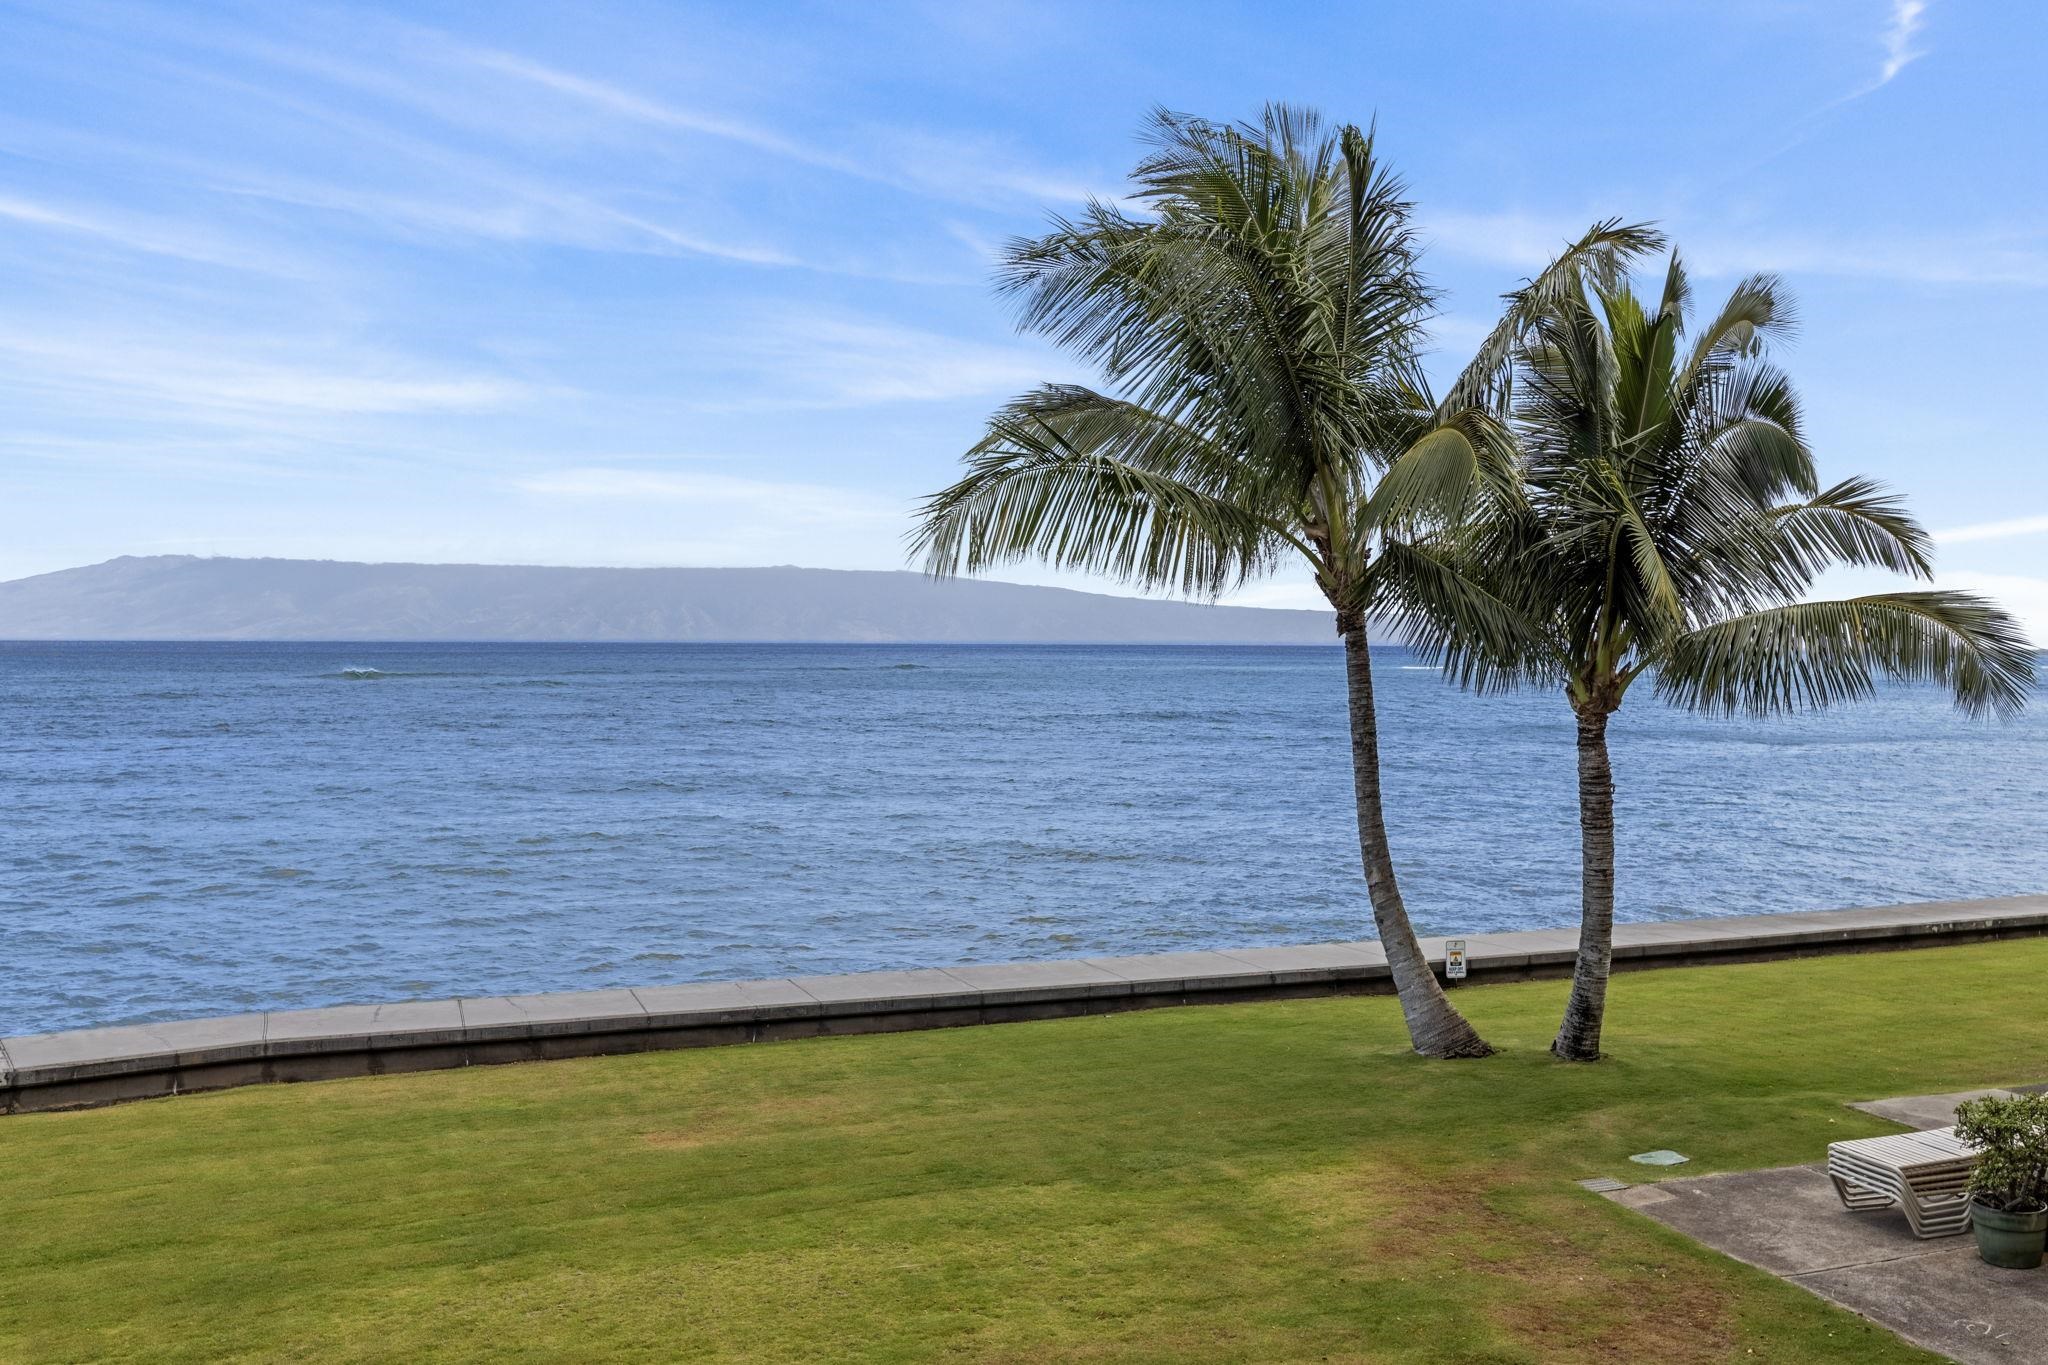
[[9, 942, 2042, 1363]]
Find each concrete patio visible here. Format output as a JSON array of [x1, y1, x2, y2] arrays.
[[1606, 1088, 2048, 1364]]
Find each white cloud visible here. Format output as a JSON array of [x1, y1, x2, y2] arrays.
[[1822, 0, 1934, 108], [0, 45, 933, 278], [864, 126, 1104, 206], [0, 429, 344, 483], [1420, 210, 1588, 272], [723, 315, 1081, 408], [464, 49, 869, 179], [188, 130, 967, 283], [1422, 207, 2048, 289], [0, 325, 527, 419], [1421, 313, 1498, 353], [0, 193, 308, 275], [515, 467, 902, 527], [942, 219, 1008, 264], [461, 46, 1106, 210], [1877, 0, 1930, 86], [1933, 514, 2048, 546], [1683, 233, 2048, 289], [216, 170, 800, 267], [1942, 571, 2048, 647], [1815, 565, 2048, 647], [501, 465, 917, 569]]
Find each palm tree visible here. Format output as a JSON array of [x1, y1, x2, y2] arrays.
[[1414, 251, 2036, 1061], [910, 104, 1656, 1058]]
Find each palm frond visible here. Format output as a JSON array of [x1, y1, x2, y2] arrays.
[[911, 388, 1283, 597], [1657, 592, 2036, 718], [1655, 249, 1691, 324], [1688, 359, 1813, 502], [990, 104, 1441, 529], [1357, 424, 1479, 531], [1681, 273, 1795, 386], [1608, 282, 1680, 459], [1439, 218, 1664, 416], [1369, 534, 1549, 692], [1764, 477, 1934, 578]]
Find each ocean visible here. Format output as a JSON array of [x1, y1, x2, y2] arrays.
[[4, 641, 2043, 1036]]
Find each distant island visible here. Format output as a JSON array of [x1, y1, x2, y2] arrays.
[[0, 555, 1336, 643]]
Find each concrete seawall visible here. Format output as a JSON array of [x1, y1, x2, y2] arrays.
[[5, 893, 2044, 1114]]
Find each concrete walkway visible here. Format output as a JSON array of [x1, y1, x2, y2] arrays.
[[4, 892, 2044, 1114], [1610, 1083, 2048, 1365]]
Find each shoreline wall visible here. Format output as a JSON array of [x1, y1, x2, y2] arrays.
[[5, 894, 2045, 1114]]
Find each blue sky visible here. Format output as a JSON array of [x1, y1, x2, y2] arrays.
[[2, 0, 2043, 635]]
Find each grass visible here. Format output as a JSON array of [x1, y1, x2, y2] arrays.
[[7, 942, 2045, 1363]]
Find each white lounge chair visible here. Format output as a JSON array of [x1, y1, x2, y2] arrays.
[[1826, 1125, 1980, 1238]]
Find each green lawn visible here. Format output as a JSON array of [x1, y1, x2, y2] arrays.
[[8, 942, 2043, 1363]]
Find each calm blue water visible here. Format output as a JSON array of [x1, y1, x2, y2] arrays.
[[3, 642, 2043, 1036]]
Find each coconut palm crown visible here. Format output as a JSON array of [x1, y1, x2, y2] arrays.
[[911, 103, 1659, 1059], [1411, 251, 2036, 1061]]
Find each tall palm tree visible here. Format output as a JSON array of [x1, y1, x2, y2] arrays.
[[1414, 251, 2035, 1061], [911, 104, 1655, 1058]]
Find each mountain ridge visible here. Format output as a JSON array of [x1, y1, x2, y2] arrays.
[[0, 555, 1338, 643]]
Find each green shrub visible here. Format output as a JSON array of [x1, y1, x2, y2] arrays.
[[1956, 1093, 2048, 1213]]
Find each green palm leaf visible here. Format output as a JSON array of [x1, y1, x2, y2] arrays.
[[1369, 535, 1546, 692], [911, 389, 1279, 597], [913, 105, 1540, 1059], [1416, 248, 2034, 1060], [1658, 592, 2036, 718], [1762, 477, 1933, 579], [1439, 219, 1664, 416]]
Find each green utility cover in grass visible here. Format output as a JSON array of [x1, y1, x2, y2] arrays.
[[1630, 1150, 1690, 1165]]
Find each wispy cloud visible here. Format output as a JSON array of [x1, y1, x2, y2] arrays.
[[1687, 232, 2048, 288], [716, 315, 1081, 408], [1877, 0, 1931, 87], [1713, 0, 1938, 180], [147, 51, 821, 270], [1423, 207, 2048, 289], [864, 126, 1104, 206], [202, 156, 968, 283], [1818, 0, 1935, 109], [1941, 571, 2048, 646], [1418, 313, 1497, 360], [0, 192, 307, 275], [1421, 210, 1618, 272], [0, 324, 529, 419], [516, 467, 902, 526], [459, 46, 1106, 210], [208, 166, 801, 268], [1817, 565, 2048, 647], [1934, 513, 2048, 546], [506, 465, 914, 568], [0, 35, 959, 280], [465, 49, 868, 180], [941, 218, 1008, 263]]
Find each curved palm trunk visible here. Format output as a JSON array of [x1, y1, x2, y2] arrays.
[[1552, 706, 1616, 1061], [1340, 614, 1494, 1059]]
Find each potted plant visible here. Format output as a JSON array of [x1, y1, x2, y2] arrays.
[[1955, 1093, 2048, 1270]]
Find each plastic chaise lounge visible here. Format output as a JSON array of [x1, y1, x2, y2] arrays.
[[1826, 1125, 1980, 1238]]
